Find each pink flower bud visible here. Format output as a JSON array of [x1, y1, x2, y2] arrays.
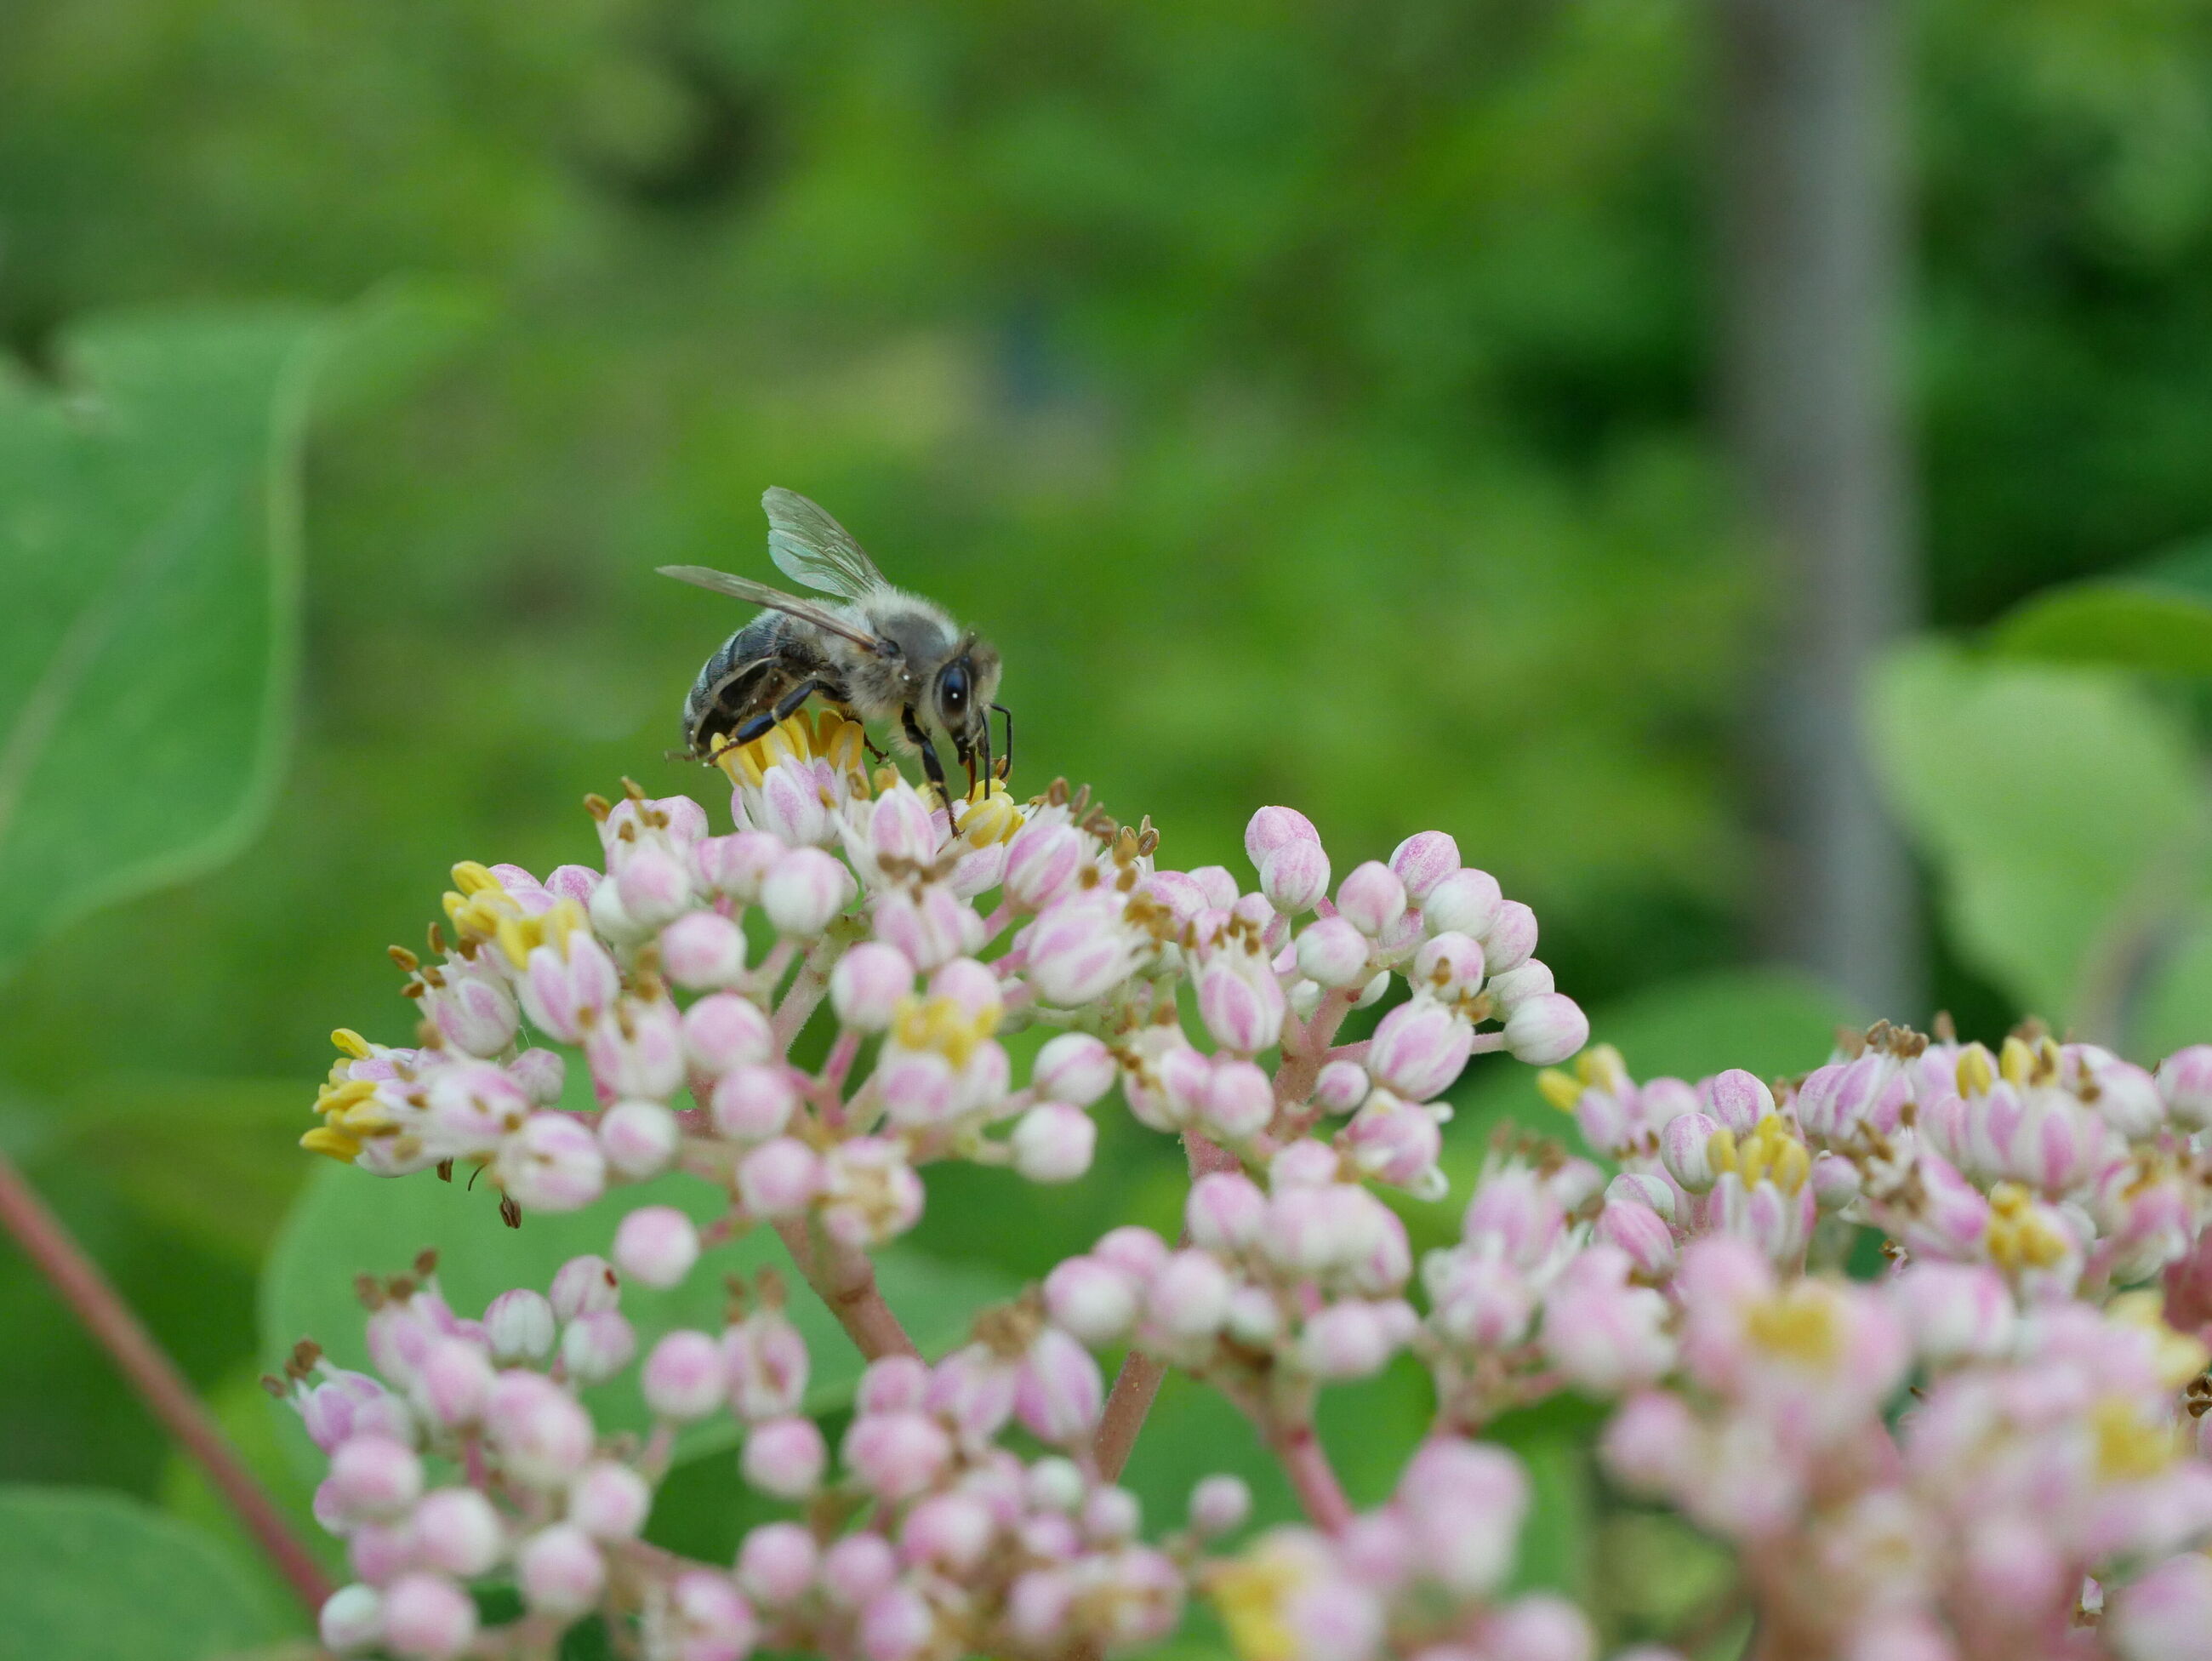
[[658, 1571, 758, 1661], [345, 1516, 415, 1583], [1302, 1299, 1397, 1378], [1294, 916, 1369, 988], [2112, 1552, 2212, 1661], [1594, 1200, 1676, 1277], [566, 1463, 651, 1544], [899, 1492, 995, 1573], [380, 1572, 477, 1660], [696, 830, 784, 900], [1485, 959, 1554, 1013], [1657, 1112, 1721, 1191], [1198, 948, 1286, 1055], [859, 1584, 935, 1661], [874, 1048, 955, 1127], [1700, 1068, 1776, 1135], [738, 1137, 822, 1218], [330, 1436, 424, 1521], [857, 1354, 930, 1414], [1342, 1097, 1444, 1190], [831, 943, 914, 1030], [413, 1488, 504, 1577], [725, 1310, 810, 1422], [1382, 831, 1457, 903], [1259, 839, 1331, 915], [298, 1370, 402, 1455], [1011, 1102, 1097, 1183], [1095, 1224, 1172, 1280], [611, 1206, 701, 1290], [643, 1330, 727, 1421], [1479, 1595, 1593, 1661], [869, 885, 981, 972], [561, 1309, 636, 1386], [1891, 1261, 2014, 1364], [1410, 931, 1486, 999], [320, 1583, 384, 1652], [710, 1064, 799, 1142], [425, 971, 522, 1059], [416, 1338, 494, 1428], [1246, 805, 1321, 865], [1024, 894, 1142, 1006], [762, 848, 851, 936], [1810, 1150, 1860, 1211], [924, 1345, 1018, 1446], [660, 911, 745, 990], [1188, 1473, 1251, 1538], [1145, 1250, 1233, 1342], [509, 1047, 567, 1106], [486, 1371, 595, 1486], [1428, 1253, 1534, 1347], [1370, 999, 1474, 1100], [1043, 1256, 1139, 1344], [1504, 994, 1588, 1065], [1081, 1484, 1142, 1544], [520, 933, 621, 1044], [600, 1099, 680, 1179], [2158, 1045, 2212, 1129], [583, 996, 686, 1100], [1005, 821, 1086, 910], [682, 993, 774, 1075], [499, 1113, 607, 1212], [1006, 1570, 1075, 1648], [516, 1522, 605, 1618], [550, 1256, 621, 1321], [868, 785, 939, 865], [738, 1521, 819, 1607], [1186, 1172, 1268, 1252], [1422, 868, 1502, 939], [1335, 862, 1408, 937], [1035, 1033, 1116, 1106], [1015, 1328, 1103, 1444], [843, 1411, 953, 1501], [1599, 1389, 1696, 1493], [484, 1289, 556, 1365], [1302, 1064, 1364, 1119], [1540, 1248, 1673, 1393], [820, 1533, 898, 1609], [743, 1414, 829, 1498], [1198, 1059, 1273, 1142], [1481, 899, 1538, 973]]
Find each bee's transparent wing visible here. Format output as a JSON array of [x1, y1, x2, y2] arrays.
[[657, 565, 883, 651], [762, 487, 890, 600]]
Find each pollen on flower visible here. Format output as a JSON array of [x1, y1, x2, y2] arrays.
[[715, 708, 869, 791], [2107, 1291, 2211, 1389], [2090, 1394, 2181, 1481], [493, 898, 588, 970], [1536, 1042, 1628, 1113], [1710, 1116, 1810, 1193], [1985, 1181, 2069, 1270], [1744, 1283, 1843, 1366], [957, 777, 1023, 846], [890, 994, 997, 1068]]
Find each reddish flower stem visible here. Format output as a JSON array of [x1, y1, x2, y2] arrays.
[[773, 1217, 918, 1360], [1263, 1412, 1354, 1533], [0, 1149, 333, 1614], [1092, 1132, 1241, 1481]]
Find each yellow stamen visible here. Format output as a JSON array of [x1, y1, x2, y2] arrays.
[[957, 779, 1025, 847], [1536, 1068, 1582, 1113], [316, 1079, 379, 1116], [1999, 1035, 2035, 1087], [299, 1126, 362, 1162], [1708, 1125, 1740, 1176], [331, 1028, 372, 1060], [1985, 1182, 2069, 1270], [2091, 1395, 2181, 1481], [493, 898, 589, 971], [450, 860, 502, 897], [1206, 1547, 1305, 1661], [1707, 1116, 1810, 1193], [1955, 1042, 1995, 1098], [1577, 1043, 1628, 1098], [1744, 1283, 1843, 1366], [889, 994, 997, 1070]]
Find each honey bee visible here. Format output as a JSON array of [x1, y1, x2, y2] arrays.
[[661, 488, 1010, 815]]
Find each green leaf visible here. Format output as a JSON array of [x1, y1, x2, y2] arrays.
[[1991, 540, 2212, 676], [260, 1159, 1018, 1478], [0, 1485, 281, 1661], [1866, 639, 2205, 1027], [0, 306, 334, 982]]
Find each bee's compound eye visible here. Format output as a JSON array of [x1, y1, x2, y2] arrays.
[[938, 661, 971, 719]]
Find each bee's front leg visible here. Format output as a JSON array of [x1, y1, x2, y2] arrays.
[[901, 706, 961, 833]]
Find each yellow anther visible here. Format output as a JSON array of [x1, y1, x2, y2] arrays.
[[1708, 1126, 1740, 1176], [2091, 1395, 2181, 1481], [2108, 1291, 2211, 1390], [1536, 1068, 1582, 1113], [1999, 1035, 2035, 1087], [889, 994, 995, 1069], [1577, 1043, 1628, 1098], [494, 899, 588, 971], [300, 1126, 362, 1162], [1770, 1137, 1810, 1194], [450, 861, 503, 897], [331, 1028, 372, 1059], [1207, 1545, 1306, 1661], [1985, 1183, 2069, 1270], [958, 779, 1024, 848], [1955, 1043, 1995, 1098], [1745, 1284, 1843, 1366], [316, 1078, 379, 1116]]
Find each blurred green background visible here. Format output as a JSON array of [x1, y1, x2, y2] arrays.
[[8, 0, 2212, 1650]]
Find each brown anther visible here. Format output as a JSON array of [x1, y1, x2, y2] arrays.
[[291, 1339, 323, 1374], [1933, 1010, 1958, 1042], [416, 1020, 442, 1048], [622, 777, 646, 802], [259, 1373, 288, 1398], [1833, 1025, 1868, 1060], [400, 982, 425, 1001], [414, 1249, 439, 1278], [436, 1159, 454, 1183], [428, 922, 448, 955], [354, 1274, 386, 1311], [2010, 1016, 2051, 1046], [618, 820, 637, 842], [755, 1265, 787, 1310], [420, 965, 446, 988], [389, 945, 422, 973], [584, 792, 613, 821], [499, 1195, 522, 1229]]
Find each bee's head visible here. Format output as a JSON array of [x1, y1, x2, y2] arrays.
[[935, 636, 1003, 767]]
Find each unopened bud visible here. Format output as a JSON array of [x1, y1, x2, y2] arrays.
[[516, 1523, 606, 1618], [484, 1288, 556, 1365], [1259, 839, 1331, 915], [761, 848, 852, 937], [658, 910, 745, 990], [380, 1573, 477, 1660], [1011, 1102, 1097, 1183], [831, 943, 914, 1031], [744, 1414, 829, 1499], [599, 1099, 680, 1179], [1035, 1032, 1117, 1106], [613, 1206, 701, 1289], [1336, 862, 1408, 937]]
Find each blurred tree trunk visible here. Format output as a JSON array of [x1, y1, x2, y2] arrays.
[[1716, 0, 1921, 1020]]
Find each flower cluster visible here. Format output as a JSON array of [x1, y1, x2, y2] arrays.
[[288, 707, 2212, 1661]]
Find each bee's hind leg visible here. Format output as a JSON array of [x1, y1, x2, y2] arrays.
[[901, 705, 961, 833], [725, 678, 840, 751]]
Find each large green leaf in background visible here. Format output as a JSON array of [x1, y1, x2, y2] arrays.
[[0, 1486, 279, 1661], [1867, 639, 2206, 1042], [1991, 539, 2212, 677], [0, 306, 338, 983], [262, 1158, 1017, 1478]]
